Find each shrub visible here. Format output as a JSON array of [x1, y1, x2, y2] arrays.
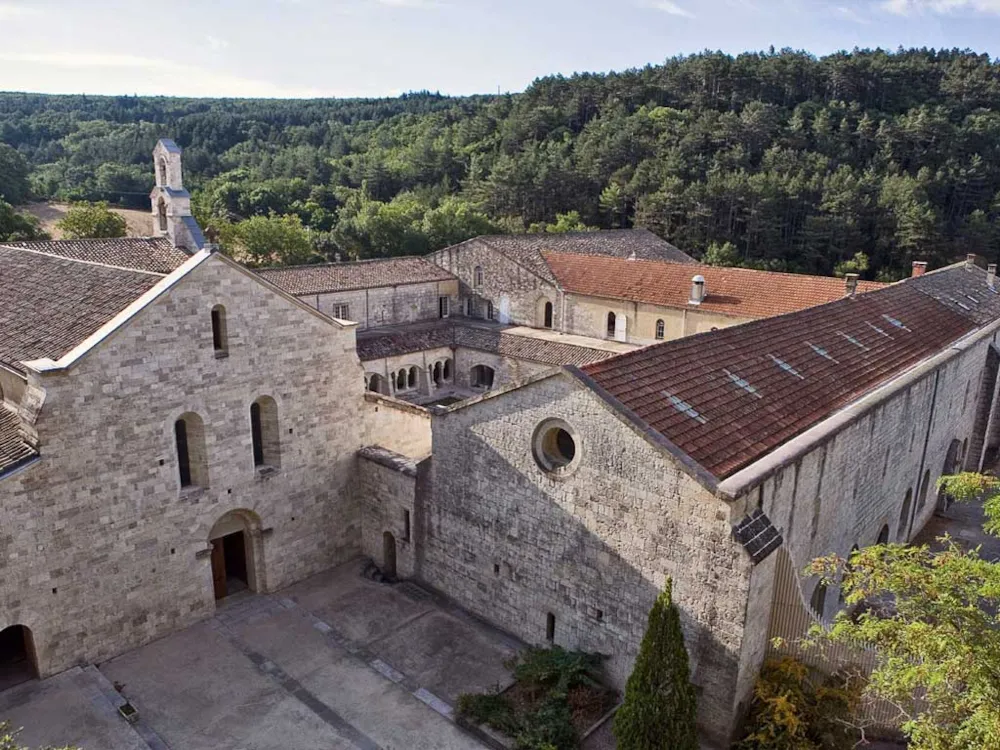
[[737, 657, 862, 750]]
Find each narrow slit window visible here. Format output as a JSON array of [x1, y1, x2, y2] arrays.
[[211, 305, 228, 357], [545, 612, 555, 642], [403, 509, 411, 542]]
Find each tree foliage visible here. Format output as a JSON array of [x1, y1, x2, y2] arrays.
[[1, 721, 77, 750], [217, 213, 319, 268], [55, 201, 126, 239], [811, 472, 1000, 750], [5, 49, 1000, 270], [613, 579, 698, 750], [737, 658, 862, 750], [0, 201, 47, 242]]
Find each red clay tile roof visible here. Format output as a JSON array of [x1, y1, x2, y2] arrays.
[[0, 237, 190, 274], [255, 257, 455, 295], [452, 230, 695, 284], [0, 246, 163, 369], [580, 266, 991, 481], [544, 252, 886, 319]]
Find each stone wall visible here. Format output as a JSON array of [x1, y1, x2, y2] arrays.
[[725, 326, 999, 721], [362, 347, 457, 402], [302, 279, 459, 330], [422, 373, 753, 748], [430, 240, 560, 328], [362, 393, 433, 458], [356, 446, 422, 580], [0, 255, 368, 676], [451, 347, 554, 392], [563, 293, 752, 345]]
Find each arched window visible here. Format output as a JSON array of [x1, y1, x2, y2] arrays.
[[898, 489, 912, 542], [471, 365, 495, 389], [543, 301, 553, 329], [157, 198, 168, 232], [655, 319, 665, 340], [250, 396, 280, 469], [810, 582, 827, 620], [486, 301, 494, 320], [158, 158, 167, 186], [211, 305, 228, 357], [916, 468, 931, 511], [606, 312, 616, 338], [443, 359, 452, 381], [175, 413, 208, 489], [408, 366, 417, 389], [396, 370, 407, 391], [367, 373, 389, 395], [474, 266, 484, 289], [876, 524, 890, 545], [433, 362, 442, 386]]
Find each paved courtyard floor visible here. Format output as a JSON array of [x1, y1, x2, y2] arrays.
[[0, 559, 522, 750]]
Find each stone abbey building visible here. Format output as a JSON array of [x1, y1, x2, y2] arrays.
[[2, 141, 997, 746]]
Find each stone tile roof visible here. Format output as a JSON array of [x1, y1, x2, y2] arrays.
[[453, 326, 618, 367], [356, 321, 457, 360], [355, 321, 617, 367], [0, 406, 36, 477], [470, 229, 695, 283], [543, 252, 886, 319], [0, 237, 190, 274], [256, 257, 455, 295], [581, 266, 992, 480], [0, 245, 163, 369]]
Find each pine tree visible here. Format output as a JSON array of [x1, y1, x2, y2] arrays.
[[613, 579, 699, 750]]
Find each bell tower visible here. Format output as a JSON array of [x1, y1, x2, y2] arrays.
[[150, 139, 205, 253]]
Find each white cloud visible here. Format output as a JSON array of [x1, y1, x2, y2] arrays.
[[205, 35, 229, 52], [641, 0, 695, 18], [0, 3, 38, 21], [833, 5, 870, 22], [0, 51, 329, 98], [882, 0, 1000, 14]]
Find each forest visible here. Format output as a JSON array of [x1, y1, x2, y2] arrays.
[[3, 47, 1000, 277]]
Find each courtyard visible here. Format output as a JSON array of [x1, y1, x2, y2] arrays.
[[0, 559, 522, 750]]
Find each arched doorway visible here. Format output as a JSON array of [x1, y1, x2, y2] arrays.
[[209, 512, 260, 601], [382, 531, 397, 580], [0, 625, 37, 690], [157, 198, 168, 232]]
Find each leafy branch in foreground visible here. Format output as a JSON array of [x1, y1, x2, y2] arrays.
[[809, 472, 1000, 750]]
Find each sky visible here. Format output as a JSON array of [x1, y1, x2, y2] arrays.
[[2, 0, 1000, 99]]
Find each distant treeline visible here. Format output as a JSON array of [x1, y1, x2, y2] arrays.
[[3, 47, 1000, 276]]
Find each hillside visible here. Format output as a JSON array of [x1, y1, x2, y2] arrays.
[[22, 202, 153, 239], [3, 48, 1000, 277]]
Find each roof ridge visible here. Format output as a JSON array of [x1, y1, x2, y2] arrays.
[[0, 244, 167, 277], [257, 255, 433, 272]]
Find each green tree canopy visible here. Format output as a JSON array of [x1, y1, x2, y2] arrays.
[[0, 144, 30, 205], [812, 472, 1000, 750], [0, 201, 47, 242], [218, 213, 319, 268], [55, 201, 126, 240], [614, 579, 698, 750], [1, 721, 78, 750]]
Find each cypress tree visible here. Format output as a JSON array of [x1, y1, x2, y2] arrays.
[[613, 578, 699, 750]]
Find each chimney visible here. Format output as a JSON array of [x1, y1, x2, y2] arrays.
[[844, 273, 859, 297], [911, 261, 927, 278], [989, 264, 997, 289], [689, 275, 706, 305], [967, 253, 977, 269]]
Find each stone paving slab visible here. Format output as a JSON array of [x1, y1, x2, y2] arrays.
[[0, 667, 148, 750]]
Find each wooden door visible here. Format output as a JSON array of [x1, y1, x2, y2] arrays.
[[211, 539, 227, 600]]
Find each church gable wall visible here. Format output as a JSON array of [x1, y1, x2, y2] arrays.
[[0, 255, 367, 675]]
